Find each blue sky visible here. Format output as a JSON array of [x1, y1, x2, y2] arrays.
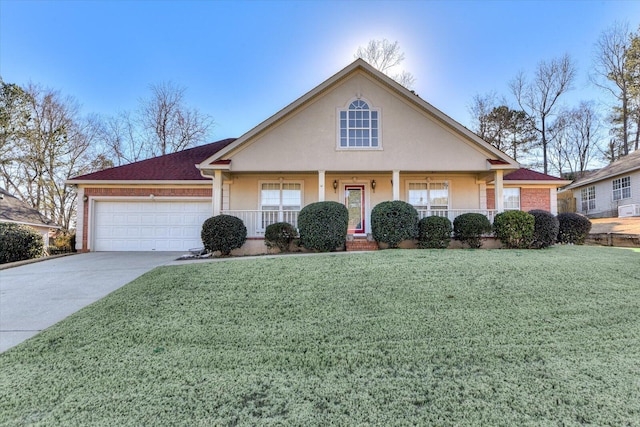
[[1, 0, 639, 140]]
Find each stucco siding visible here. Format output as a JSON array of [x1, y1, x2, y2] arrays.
[[227, 174, 319, 210], [226, 173, 482, 210], [227, 72, 494, 172]]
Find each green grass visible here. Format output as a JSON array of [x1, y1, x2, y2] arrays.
[[1, 246, 640, 426]]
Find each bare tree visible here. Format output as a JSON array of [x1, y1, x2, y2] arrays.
[[510, 54, 576, 174], [469, 92, 499, 140], [469, 92, 536, 162], [100, 82, 215, 163], [99, 110, 147, 166], [140, 81, 214, 157], [0, 82, 106, 231], [592, 22, 633, 156], [355, 39, 415, 89], [0, 78, 32, 165], [626, 26, 640, 151], [549, 102, 602, 178]]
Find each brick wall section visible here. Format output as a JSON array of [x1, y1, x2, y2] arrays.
[[485, 188, 550, 212], [81, 187, 212, 251], [487, 189, 495, 210], [520, 188, 550, 212], [346, 239, 378, 251]]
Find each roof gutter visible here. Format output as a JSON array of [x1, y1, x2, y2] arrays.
[[0, 219, 61, 229]]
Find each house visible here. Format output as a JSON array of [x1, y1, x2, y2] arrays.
[[67, 59, 570, 253], [563, 150, 640, 218], [0, 188, 61, 247]]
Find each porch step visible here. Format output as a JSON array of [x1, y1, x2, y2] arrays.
[[346, 238, 378, 251]]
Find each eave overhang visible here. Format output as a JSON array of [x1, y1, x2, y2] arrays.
[[0, 219, 61, 230], [65, 179, 211, 186]]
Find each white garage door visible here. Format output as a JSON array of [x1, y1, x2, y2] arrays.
[[93, 200, 211, 251]]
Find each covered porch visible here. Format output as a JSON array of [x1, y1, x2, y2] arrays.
[[207, 167, 509, 238]]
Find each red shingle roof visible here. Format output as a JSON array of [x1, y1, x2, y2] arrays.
[[70, 138, 236, 181], [487, 159, 510, 165], [504, 168, 565, 181]]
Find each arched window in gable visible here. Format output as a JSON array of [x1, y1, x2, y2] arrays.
[[338, 99, 380, 149]]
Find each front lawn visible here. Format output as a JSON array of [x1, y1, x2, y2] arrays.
[[1, 246, 639, 425]]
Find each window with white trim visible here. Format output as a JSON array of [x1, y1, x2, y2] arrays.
[[408, 182, 449, 211], [581, 186, 595, 211], [503, 188, 520, 210], [260, 182, 302, 230], [612, 176, 631, 201], [338, 99, 380, 149]]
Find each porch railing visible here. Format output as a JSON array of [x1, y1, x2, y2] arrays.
[[223, 209, 498, 238], [416, 209, 499, 223], [222, 210, 300, 237]]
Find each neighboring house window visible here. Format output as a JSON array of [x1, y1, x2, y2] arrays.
[[408, 181, 449, 211], [503, 188, 520, 210], [612, 176, 631, 201], [338, 99, 380, 149], [581, 186, 596, 211], [260, 182, 302, 230]]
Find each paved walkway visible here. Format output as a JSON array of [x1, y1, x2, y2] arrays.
[[0, 252, 183, 353]]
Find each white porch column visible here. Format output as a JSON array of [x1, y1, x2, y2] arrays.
[[318, 170, 325, 202], [550, 188, 558, 215], [479, 182, 487, 210], [212, 170, 222, 216], [392, 170, 400, 200], [495, 170, 504, 213]]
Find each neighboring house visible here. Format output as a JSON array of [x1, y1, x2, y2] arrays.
[[67, 59, 569, 253], [0, 188, 61, 247], [563, 150, 640, 218]]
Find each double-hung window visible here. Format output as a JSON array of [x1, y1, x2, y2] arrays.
[[612, 176, 631, 201], [503, 188, 521, 210], [408, 182, 449, 215], [338, 99, 380, 149], [581, 186, 596, 211], [260, 182, 302, 230]]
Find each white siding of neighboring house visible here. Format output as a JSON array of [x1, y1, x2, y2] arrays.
[[574, 170, 640, 218]]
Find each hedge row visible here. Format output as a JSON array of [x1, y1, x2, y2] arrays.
[[201, 208, 591, 255], [370, 207, 589, 249]]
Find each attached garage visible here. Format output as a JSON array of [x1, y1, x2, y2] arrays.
[[92, 200, 212, 251]]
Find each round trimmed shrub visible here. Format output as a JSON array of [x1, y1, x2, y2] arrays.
[[557, 212, 592, 245], [201, 215, 247, 255], [371, 201, 419, 248], [453, 213, 492, 249], [264, 222, 298, 252], [0, 222, 44, 264], [298, 201, 348, 252], [493, 210, 534, 249], [528, 209, 559, 249], [417, 216, 452, 249]]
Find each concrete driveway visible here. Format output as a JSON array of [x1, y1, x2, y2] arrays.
[[0, 252, 183, 353]]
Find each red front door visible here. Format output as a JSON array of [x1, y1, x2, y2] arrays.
[[345, 185, 365, 234]]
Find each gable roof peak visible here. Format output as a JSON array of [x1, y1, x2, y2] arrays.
[[199, 60, 519, 169]]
